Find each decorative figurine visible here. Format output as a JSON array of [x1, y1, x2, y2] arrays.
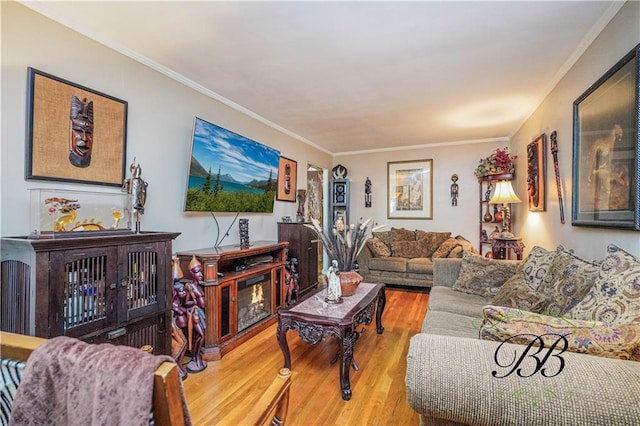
[[450, 174, 459, 206], [285, 257, 299, 305], [69, 95, 94, 168], [332, 164, 348, 179], [171, 258, 189, 380], [365, 177, 372, 208], [325, 260, 342, 304], [239, 218, 250, 249], [122, 158, 148, 233], [172, 256, 207, 374]]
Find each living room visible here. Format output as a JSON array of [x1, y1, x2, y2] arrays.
[[1, 1, 639, 425]]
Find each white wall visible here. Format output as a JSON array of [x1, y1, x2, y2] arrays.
[[509, 1, 639, 260], [339, 1, 640, 260], [0, 2, 331, 252], [336, 140, 509, 243]]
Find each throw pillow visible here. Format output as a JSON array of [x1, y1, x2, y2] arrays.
[[491, 273, 546, 312], [480, 305, 640, 361], [372, 231, 393, 252], [516, 245, 557, 291], [568, 244, 640, 325], [414, 231, 452, 257], [431, 238, 460, 258], [391, 227, 415, 242], [366, 237, 391, 257], [451, 251, 518, 297], [537, 246, 600, 317], [454, 235, 479, 254], [447, 245, 464, 258], [391, 240, 430, 259]]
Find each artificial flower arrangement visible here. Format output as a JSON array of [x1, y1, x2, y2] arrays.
[[474, 147, 517, 178]]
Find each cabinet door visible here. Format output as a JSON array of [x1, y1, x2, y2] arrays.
[[118, 241, 168, 323], [299, 226, 318, 294], [218, 281, 235, 342], [49, 246, 119, 339]]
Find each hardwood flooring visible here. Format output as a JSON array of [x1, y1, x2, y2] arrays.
[[182, 287, 428, 425]]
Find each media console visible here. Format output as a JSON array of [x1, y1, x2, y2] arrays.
[[176, 241, 288, 360]]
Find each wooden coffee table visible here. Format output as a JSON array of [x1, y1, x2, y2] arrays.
[[276, 282, 385, 401]]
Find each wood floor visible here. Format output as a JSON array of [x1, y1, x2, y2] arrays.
[[182, 287, 429, 425]]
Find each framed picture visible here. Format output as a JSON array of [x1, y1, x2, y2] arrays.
[[277, 156, 297, 202], [26, 67, 127, 187], [387, 159, 433, 219], [572, 43, 639, 230], [527, 133, 546, 212]]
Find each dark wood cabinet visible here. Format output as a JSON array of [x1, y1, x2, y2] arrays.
[[278, 222, 319, 297], [0, 232, 179, 355], [330, 179, 350, 225]]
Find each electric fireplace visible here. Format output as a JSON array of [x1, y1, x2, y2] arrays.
[[237, 272, 272, 332]]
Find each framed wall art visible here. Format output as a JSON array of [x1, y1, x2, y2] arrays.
[[572, 43, 639, 230], [387, 159, 433, 219], [277, 156, 297, 202], [26, 67, 128, 187], [527, 133, 546, 212]]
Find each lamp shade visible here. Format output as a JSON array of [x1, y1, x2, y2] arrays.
[[490, 180, 521, 204]]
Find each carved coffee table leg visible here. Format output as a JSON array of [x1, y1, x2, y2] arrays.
[[340, 329, 355, 401], [277, 319, 292, 369], [376, 287, 386, 334]]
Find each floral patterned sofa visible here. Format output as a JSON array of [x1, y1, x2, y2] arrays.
[[406, 244, 640, 425], [356, 228, 477, 289]]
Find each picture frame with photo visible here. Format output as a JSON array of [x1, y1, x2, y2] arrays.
[[387, 159, 433, 219]]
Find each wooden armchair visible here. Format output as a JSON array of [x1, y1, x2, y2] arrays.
[[0, 332, 292, 426]]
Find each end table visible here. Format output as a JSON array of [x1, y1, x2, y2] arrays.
[[492, 237, 525, 260]]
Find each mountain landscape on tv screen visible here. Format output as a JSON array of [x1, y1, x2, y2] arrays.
[[184, 118, 280, 213]]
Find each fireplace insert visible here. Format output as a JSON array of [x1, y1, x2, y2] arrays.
[[237, 272, 272, 332]]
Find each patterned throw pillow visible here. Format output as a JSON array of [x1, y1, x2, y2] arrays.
[[568, 244, 640, 325], [391, 240, 430, 259], [452, 251, 518, 297], [537, 246, 600, 317], [414, 231, 452, 257], [391, 227, 415, 242], [432, 238, 460, 258], [491, 273, 546, 312], [366, 237, 391, 257], [372, 231, 393, 252], [480, 305, 640, 361], [516, 245, 557, 291]]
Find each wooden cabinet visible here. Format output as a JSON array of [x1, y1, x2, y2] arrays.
[[330, 179, 350, 225], [277, 222, 319, 297], [478, 173, 513, 257], [0, 232, 180, 355], [175, 241, 288, 360]]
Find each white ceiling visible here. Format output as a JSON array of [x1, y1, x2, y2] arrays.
[[22, 1, 623, 154]]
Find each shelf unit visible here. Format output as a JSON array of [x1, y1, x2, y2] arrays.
[[478, 173, 514, 257], [329, 179, 350, 225], [0, 232, 180, 355]]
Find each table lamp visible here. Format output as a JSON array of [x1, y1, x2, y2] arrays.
[[489, 180, 521, 238]]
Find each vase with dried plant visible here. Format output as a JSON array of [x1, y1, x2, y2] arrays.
[[306, 217, 378, 297]]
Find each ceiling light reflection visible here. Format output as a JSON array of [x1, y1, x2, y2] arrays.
[[445, 96, 536, 129]]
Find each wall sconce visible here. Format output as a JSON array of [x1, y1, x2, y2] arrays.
[[490, 180, 521, 238]]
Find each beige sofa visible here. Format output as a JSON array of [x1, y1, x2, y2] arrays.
[[356, 228, 476, 289], [406, 248, 640, 425]]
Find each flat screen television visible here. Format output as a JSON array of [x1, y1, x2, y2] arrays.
[[184, 117, 281, 212]]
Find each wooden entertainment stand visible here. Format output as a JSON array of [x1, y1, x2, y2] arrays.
[[176, 241, 288, 360]]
